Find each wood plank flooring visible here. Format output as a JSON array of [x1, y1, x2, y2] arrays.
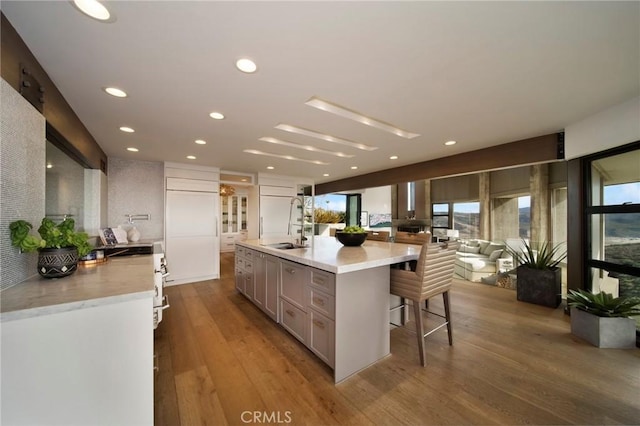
[[154, 253, 640, 425]]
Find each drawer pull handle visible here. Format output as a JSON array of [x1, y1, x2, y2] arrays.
[[286, 268, 296, 274], [286, 309, 295, 317], [313, 319, 325, 329], [313, 297, 325, 306]]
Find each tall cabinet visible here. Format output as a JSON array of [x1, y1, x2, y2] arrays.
[[164, 162, 220, 285], [220, 193, 248, 252]]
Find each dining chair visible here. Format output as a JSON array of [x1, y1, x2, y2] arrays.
[[366, 230, 390, 242]]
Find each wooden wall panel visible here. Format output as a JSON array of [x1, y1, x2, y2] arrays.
[[316, 133, 561, 195]]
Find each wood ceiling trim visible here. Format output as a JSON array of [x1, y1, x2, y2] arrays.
[[316, 133, 562, 195]]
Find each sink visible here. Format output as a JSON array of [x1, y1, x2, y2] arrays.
[[264, 242, 307, 250]]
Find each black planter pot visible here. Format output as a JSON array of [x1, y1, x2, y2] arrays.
[[516, 265, 561, 308], [38, 247, 79, 278]]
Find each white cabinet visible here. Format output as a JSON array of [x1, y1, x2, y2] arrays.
[[164, 166, 220, 285], [1, 298, 153, 425], [220, 194, 248, 252], [243, 250, 279, 322], [235, 246, 254, 301]]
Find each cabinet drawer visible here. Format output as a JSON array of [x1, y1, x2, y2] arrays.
[[222, 234, 236, 242], [307, 287, 335, 319], [244, 248, 254, 261], [280, 260, 306, 309], [280, 299, 306, 344], [307, 268, 335, 296], [235, 257, 244, 270], [236, 246, 246, 258], [307, 309, 335, 368], [243, 259, 253, 274]]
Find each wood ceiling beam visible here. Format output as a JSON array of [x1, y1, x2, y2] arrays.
[[315, 133, 563, 195]]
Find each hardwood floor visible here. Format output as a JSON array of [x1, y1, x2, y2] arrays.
[[154, 253, 640, 425]]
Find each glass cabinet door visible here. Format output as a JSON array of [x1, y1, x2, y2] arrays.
[[241, 196, 247, 231], [221, 196, 229, 233], [231, 196, 238, 233]]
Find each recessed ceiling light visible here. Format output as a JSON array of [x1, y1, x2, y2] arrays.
[[305, 97, 420, 139], [72, 0, 113, 22], [236, 58, 257, 73], [243, 149, 329, 165], [104, 87, 127, 98], [209, 112, 225, 120], [445, 140, 457, 146], [126, 147, 139, 152], [258, 137, 354, 158], [46, 163, 53, 169], [323, 173, 329, 177], [267, 166, 275, 170], [390, 155, 398, 160], [351, 166, 358, 170], [186, 155, 196, 160], [195, 139, 207, 145], [275, 124, 377, 151], [119, 126, 134, 133]]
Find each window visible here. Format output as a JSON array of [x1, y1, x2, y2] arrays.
[[431, 203, 450, 239], [586, 144, 640, 304], [453, 202, 480, 239]]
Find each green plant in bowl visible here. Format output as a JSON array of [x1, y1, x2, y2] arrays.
[[341, 225, 366, 233]]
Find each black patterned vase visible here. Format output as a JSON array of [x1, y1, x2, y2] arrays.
[[37, 247, 79, 278]]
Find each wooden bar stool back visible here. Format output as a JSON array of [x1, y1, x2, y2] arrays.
[[366, 230, 390, 242], [390, 241, 458, 366]]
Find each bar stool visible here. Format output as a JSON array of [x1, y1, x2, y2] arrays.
[[366, 230, 390, 241], [389, 242, 458, 366]]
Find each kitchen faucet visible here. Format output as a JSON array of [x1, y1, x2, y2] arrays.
[[288, 196, 307, 246]]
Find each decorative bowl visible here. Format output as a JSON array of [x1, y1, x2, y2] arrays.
[[335, 231, 367, 246]]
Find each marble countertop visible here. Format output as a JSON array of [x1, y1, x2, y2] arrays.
[[0, 255, 155, 322], [238, 236, 420, 274]]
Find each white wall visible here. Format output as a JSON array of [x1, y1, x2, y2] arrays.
[[565, 96, 640, 159]]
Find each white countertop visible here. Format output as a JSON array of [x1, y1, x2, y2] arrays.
[[0, 255, 155, 322], [238, 236, 420, 274]]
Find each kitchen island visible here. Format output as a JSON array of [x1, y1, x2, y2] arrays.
[[0, 254, 155, 426], [236, 236, 421, 383]]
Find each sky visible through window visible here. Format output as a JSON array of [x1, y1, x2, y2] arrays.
[[315, 183, 639, 213]]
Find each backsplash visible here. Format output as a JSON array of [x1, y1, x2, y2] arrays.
[[0, 78, 46, 291], [107, 157, 164, 242]]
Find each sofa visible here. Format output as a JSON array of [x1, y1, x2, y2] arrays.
[[454, 239, 513, 282]]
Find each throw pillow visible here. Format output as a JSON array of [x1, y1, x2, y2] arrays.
[[483, 242, 505, 256], [489, 249, 503, 261]]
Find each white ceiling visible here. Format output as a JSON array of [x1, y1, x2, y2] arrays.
[[2, 1, 638, 184]]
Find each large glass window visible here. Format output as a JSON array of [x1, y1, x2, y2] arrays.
[[453, 202, 480, 240], [586, 144, 640, 303], [431, 203, 450, 239]]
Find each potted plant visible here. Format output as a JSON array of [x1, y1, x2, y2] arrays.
[[335, 225, 367, 246], [10, 218, 92, 278], [507, 239, 566, 308], [567, 289, 640, 348]]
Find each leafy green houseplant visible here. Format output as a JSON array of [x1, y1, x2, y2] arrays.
[[507, 239, 567, 308], [10, 218, 92, 278], [567, 289, 640, 348]]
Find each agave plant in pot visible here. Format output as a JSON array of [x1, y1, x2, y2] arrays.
[[10, 218, 92, 278], [507, 239, 566, 308], [567, 289, 640, 348]]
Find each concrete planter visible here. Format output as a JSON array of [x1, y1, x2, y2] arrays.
[[516, 266, 561, 308], [570, 307, 637, 348]]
